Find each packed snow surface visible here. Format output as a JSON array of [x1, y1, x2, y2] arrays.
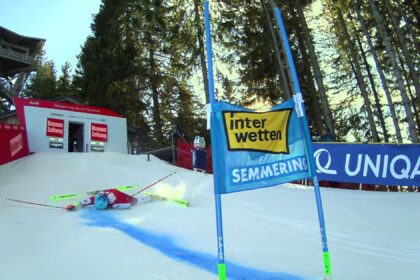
[[0, 153, 419, 280]]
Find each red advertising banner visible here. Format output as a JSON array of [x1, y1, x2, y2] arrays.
[[46, 118, 64, 137], [177, 140, 213, 174], [13, 97, 123, 129], [14, 97, 123, 128], [0, 123, 30, 165], [91, 123, 108, 142]]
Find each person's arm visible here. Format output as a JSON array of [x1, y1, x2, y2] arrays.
[[80, 196, 95, 207]]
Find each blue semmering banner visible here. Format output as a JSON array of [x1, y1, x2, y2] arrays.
[[211, 99, 313, 194], [313, 143, 420, 186]]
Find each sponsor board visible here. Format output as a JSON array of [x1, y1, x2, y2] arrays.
[[222, 109, 292, 154], [49, 138, 64, 149], [0, 123, 29, 165], [46, 118, 64, 137], [91, 123, 108, 142], [10, 134, 23, 157], [91, 141, 105, 152], [313, 143, 420, 186]]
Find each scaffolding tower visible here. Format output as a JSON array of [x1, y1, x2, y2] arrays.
[[0, 26, 45, 109]]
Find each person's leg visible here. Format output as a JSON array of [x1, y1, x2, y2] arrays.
[[135, 195, 152, 204]]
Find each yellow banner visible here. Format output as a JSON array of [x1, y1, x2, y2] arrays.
[[223, 109, 292, 154]]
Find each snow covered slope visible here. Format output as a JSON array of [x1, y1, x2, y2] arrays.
[[0, 153, 419, 280]]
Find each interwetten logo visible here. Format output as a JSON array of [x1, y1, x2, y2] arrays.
[[222, 109, 292, 154]]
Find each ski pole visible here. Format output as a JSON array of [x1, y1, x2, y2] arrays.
[[131, 171, 176, 197], [5, 198, 75, 211]]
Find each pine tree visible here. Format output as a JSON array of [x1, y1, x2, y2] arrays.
[[56, 62, 73, 96], [321, 0, 419, 142], [215, 0, 324, 132], [23, 51, 58, 100], [76, 0, 199, 149]]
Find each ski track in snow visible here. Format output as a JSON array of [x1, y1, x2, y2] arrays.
[[82, 210, 308, 280]]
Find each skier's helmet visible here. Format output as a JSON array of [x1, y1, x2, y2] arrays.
[[94, 192, 109, 210]]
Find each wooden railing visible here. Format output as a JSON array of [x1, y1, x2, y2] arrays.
[[0, 47, 34, 65]]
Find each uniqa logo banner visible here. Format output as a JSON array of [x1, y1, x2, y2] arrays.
[[211, 99, 312, 194], [313, 143, 420, 186]]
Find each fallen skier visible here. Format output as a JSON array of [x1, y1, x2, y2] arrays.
[[79, 189, 151, 210]]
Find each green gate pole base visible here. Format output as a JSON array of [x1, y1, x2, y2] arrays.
[[218, 263, 226, 280], [323, 251, 332, 276]]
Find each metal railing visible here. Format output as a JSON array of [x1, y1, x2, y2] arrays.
[[0, 48, 34, 65]]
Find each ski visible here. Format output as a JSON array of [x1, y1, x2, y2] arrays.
[[49, 172, 176, 202], [49, 185, 138, 202], [143, 192, 189, 207]]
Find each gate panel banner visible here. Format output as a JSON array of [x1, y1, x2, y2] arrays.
[[313, 143, 420, 186], [212, 99, 312, 194]]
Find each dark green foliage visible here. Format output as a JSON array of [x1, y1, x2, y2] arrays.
[[321, 0, 419, 142], [215, 0, 324, 133], [216, 1, 283, 105], [14, 0, 419, 145], [23, 52, 58, 100], [75, 0, 199, 150], [56, 62, 73, 97]]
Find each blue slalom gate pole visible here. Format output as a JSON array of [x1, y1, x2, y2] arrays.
[[273, 5, 332, 277], [204, 1, 227, 279]]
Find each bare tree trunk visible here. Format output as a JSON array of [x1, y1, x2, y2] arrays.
[[349, 61, 373, 139], [396, 49, 420, 130], [353, 0, 403, 143], [368, 0, 418, 142], [193, 0, 210, 104], [293, 0, 335, 134], [385, 0, 420, 99], [290, 4, 323, 133], [260, 0, 291, 100], [393, 0, 420, 56], [149, 48, 163, 146], [338, 9, 380, 142], [271, 0, 295, 95], [354, 33, 389, 142]]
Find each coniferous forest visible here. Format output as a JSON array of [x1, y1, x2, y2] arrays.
[[1, 0, 419, 151]]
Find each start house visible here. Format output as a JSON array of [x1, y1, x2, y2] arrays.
[[13, 97, 128, 154]]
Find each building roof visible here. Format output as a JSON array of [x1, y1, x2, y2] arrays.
[[0, 26, 45, 77], [0, 96, 81, 122], [0, 26, 45, 55], [49, 96, 82, 105], [1, 96, 135, 133]]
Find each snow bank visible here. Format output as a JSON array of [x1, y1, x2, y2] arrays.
[[0, 153, 419, 280]]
